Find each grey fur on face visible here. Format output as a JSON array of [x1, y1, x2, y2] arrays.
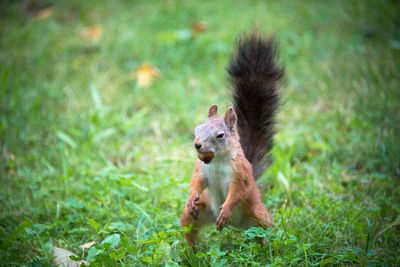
[[194, 116, 230, 156]]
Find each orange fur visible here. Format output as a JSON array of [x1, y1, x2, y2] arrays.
[[181, 33, 282, 247], [180, 116, 272, 247]]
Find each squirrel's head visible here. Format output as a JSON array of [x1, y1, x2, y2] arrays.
[[194, 104, 237, 164]]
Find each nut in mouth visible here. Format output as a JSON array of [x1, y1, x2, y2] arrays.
[[197, 151, 215, 164]]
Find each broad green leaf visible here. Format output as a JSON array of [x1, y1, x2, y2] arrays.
[[100, 233, 121, 249]]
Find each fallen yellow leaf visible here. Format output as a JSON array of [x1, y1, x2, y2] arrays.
[[34, 7, 54, 21], [135, 63, 160, 88], [79, 25, 102, 43]]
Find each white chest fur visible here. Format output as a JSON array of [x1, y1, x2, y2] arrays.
[[201, 158, 233, 217]]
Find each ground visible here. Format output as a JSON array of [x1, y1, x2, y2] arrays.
[[0, 0, 399, 266]]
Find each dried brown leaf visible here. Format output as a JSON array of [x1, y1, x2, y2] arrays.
[[191, 21, 208, 35]]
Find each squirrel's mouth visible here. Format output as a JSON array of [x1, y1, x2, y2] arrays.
[[197, 151, 215, 164]]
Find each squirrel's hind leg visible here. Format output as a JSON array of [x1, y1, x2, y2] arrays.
[[242, 201, 273, 229], [238, 203, 272, 245]]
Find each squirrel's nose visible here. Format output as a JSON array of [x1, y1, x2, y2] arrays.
[[194, 143, 202, 150]]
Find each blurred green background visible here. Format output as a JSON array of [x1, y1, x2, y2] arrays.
[[0, 0, 399, 266]]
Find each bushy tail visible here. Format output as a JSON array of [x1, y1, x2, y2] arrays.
[[228, 33, 283, 180]]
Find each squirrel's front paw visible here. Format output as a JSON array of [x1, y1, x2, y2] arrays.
[[216, 205, 232, 231], [188, 194, 200, 220]]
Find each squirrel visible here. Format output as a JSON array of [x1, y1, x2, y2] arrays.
[[180, 32, 284, 247]]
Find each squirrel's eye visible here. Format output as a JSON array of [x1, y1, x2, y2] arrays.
[[216, 133, 225, 139]]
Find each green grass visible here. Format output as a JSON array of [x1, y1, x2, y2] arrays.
[[1, 0, 399, 266]]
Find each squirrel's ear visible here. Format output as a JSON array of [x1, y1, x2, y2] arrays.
[[224, 107, 237, 131], [208, 104, 218, 117]]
